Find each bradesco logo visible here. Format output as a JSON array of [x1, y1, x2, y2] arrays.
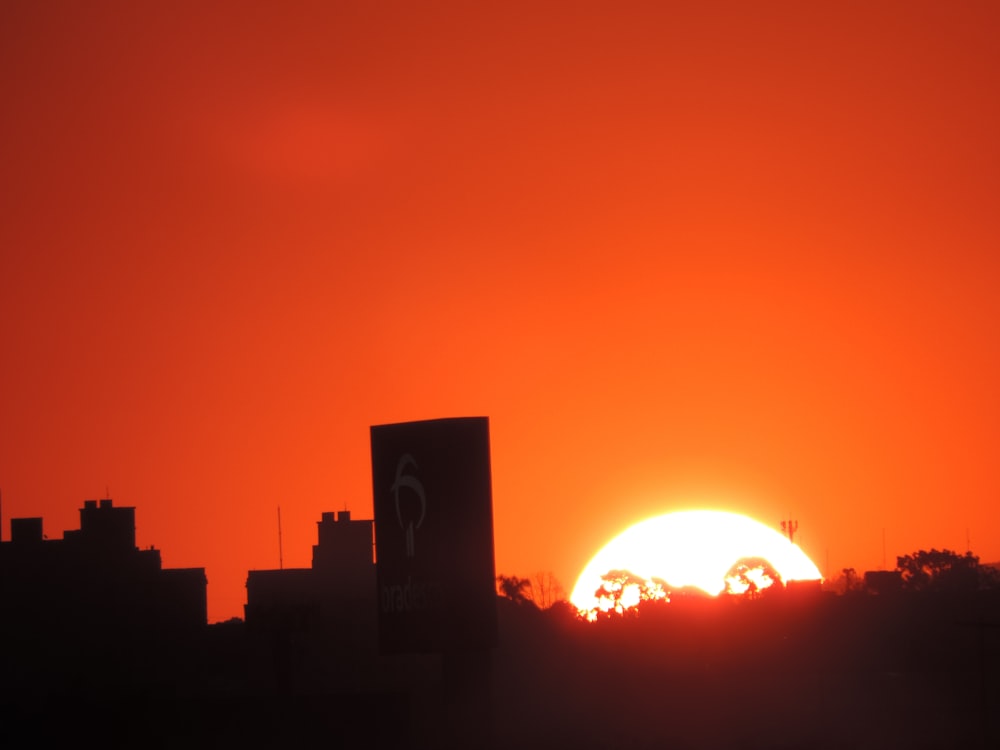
[[391, 453, 425, 558], [380, 452, 438, 616]]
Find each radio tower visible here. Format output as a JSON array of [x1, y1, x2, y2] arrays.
[[781, 517, 798, 544]]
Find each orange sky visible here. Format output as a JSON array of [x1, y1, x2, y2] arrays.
[[2, 2, 999, 623]]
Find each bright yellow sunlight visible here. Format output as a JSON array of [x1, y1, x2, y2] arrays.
[[571, 510, 823, 618]]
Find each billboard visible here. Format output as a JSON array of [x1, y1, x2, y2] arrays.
[[371, 417, 497, 653]]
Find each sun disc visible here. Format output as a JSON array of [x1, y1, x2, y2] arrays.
[[571, 510, 822, 614]]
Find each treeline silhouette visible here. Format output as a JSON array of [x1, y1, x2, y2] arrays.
[[493, 557, 1000, 750], [2, 501, 999, 749]]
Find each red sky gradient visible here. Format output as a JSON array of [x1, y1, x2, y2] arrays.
[[2, 2, 999, 623]]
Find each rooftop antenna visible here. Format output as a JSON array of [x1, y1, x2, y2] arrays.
[[780, 517, 798, 544], [882, 527, 887, 570], [277, 506, 284, 570]]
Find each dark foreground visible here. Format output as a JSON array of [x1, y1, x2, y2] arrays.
[[2, 589, 999, 749]]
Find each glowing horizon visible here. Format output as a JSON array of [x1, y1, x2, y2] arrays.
[[571, 510, 823, 615]]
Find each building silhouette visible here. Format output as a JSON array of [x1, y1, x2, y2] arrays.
[[245, 510, 379, 694], [245, 510, 375, 624], [0, 498, 207, 633]]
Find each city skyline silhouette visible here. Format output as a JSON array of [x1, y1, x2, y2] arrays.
[[2, 492, 998, 748]]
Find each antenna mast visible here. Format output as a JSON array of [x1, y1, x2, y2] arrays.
[[278, 506, 284, 570], [780, 517, 798, 544]]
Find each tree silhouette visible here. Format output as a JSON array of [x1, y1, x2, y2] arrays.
[[592, 569, 667, 617], [895, 549, 981, 592], [842, 567, 859, 594], [724, 557, 782, 598], [496, 572, 567, 608], [496, 574, 535, 606], [529, 571, 566, 609]]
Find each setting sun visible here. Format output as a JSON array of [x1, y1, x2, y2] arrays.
[[571, 510, 823, 616]]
